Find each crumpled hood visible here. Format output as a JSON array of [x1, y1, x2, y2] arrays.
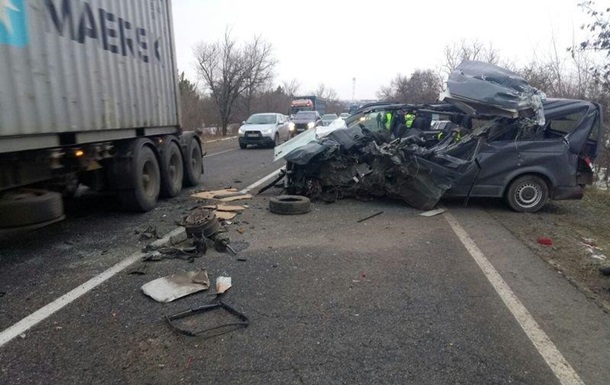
[[440, 60, 546, 125]]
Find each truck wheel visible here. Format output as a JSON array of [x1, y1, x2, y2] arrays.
[[119, 142, 160, 212], [505, 175, 549, 213], [269, 195, 311, 215], [183, 136, 203, 187], [159, 138, 184, 198], [0, 189, 64, 228]]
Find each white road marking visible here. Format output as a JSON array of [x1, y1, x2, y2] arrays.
[[204, 148, 238, 158], [0, 228, 186, 349], [0, 166, 286, 348], [240, 167, 285, 194], [443, 211, 585, 385]]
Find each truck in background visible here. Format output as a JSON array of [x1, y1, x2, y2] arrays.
[[0, 0, 203, 231], [290, 96, 327, 116]]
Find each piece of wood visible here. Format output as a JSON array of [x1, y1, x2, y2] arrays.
[[216, 204, 246, 212], [191, 188, 238, 200], [220, 194, 252, 202], [214, 211, 237, 220]]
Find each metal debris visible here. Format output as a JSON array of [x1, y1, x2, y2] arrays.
[[357, 211, 384, 223], [141, 269, 210, 303], [420, 208, 445, 217]]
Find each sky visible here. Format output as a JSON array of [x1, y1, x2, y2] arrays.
[[172, 0, 592, 101]]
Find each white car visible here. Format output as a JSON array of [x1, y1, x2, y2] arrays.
[[238, 113, 291, 149]]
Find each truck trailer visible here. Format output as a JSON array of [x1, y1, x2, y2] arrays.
[[0, 0, 203, 230], [290, 96, 326, 116]]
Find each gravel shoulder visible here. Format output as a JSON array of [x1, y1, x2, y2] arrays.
[[482, 188, 610, 311]]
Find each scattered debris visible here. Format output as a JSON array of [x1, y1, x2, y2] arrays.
[[127, 264, 149, 275], [420, 208, 445, 217], [0, 291, 5, 298], [184, 209, 220, 238], [139, 226, 159, 241], [269, 195, 311, 215], [220, 194, 252, 202], [203, 204, 246, 212], [215, 211, 237, 221], [537, 237, 553, 246], [216, 276, 232, 294], [165, 301, 249, 337], [357, 211, 383, 223], [237, 257, 248, 262], [579, 237, 607, 260], [191, 188, 239, 200], [141, 269, 210, 303], [599, 266, 610, 276]]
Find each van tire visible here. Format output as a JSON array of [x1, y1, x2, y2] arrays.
[[269, 195, 311, 215], [505, 175, 549, 213]]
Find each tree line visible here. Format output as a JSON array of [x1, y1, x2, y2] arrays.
[[179, 2, 610, 162]]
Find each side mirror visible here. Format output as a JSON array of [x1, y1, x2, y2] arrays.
[[242, 121, 246, 124]]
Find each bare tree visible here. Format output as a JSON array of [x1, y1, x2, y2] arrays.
[[178, 72, 206, 131], [376, 70, 442, 104], [194, 29, 277, 136], [242, 35, 277, 116], [441, 40, 501, 75], [281, 79, 301, 97]]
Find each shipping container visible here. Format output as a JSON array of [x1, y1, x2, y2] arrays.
[[0, 0, 203, 229], [0, 0, 181, 153]]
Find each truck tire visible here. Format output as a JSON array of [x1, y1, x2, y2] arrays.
[[119, 141, 160, 212], [159, 138, 184, 198], [0, 189, 64, 228], [183, 136, 203, 187], [269, 195, 311, 215]]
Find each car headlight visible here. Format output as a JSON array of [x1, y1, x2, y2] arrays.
[[307, 122, 315, 129], [289, 123, 295, 131], [264, 128, 273, 134], [238, 126, 245, 134]]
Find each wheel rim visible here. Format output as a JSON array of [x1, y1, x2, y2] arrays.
[[142, 160, 158, 197], [515, 182, 542, 209]]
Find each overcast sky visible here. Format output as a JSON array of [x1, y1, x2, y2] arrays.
[[172, 0, 591, 100]]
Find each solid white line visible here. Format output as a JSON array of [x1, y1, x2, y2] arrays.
[[240, 167, 285, 194], [204, 148, 238, 158], [0, 228, 186, 349], [443, 211, 585, 385]]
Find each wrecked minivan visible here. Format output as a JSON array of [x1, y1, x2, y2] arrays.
[[274, 61, 603, 213]]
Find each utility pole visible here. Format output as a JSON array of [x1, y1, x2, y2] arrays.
[[352, 77, 356, 103]]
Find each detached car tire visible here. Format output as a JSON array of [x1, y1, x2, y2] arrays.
[[0, 189, 64, 228], [269, 195, 311, 215], [505, 175, 549, 213]]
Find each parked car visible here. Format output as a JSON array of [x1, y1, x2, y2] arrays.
[[289, 111, 322, 138], [238, 113, 291, 149], [321, 113, 339, 126]]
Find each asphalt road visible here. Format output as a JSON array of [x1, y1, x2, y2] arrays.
[[0, 137, 609, 385]]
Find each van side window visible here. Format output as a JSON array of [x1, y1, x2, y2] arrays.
[[544, 108, 587, 138]]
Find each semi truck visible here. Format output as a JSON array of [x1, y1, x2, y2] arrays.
[[290, 96, 326, 116], [0, 0, 204, 231]]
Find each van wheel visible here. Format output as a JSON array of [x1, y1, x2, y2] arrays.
[[269, 195, 311, 215], [159, 138, 184, 198], [119, 141, 160, 212], [183, 137, 203, 187], [505, 175, 549, 213]]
